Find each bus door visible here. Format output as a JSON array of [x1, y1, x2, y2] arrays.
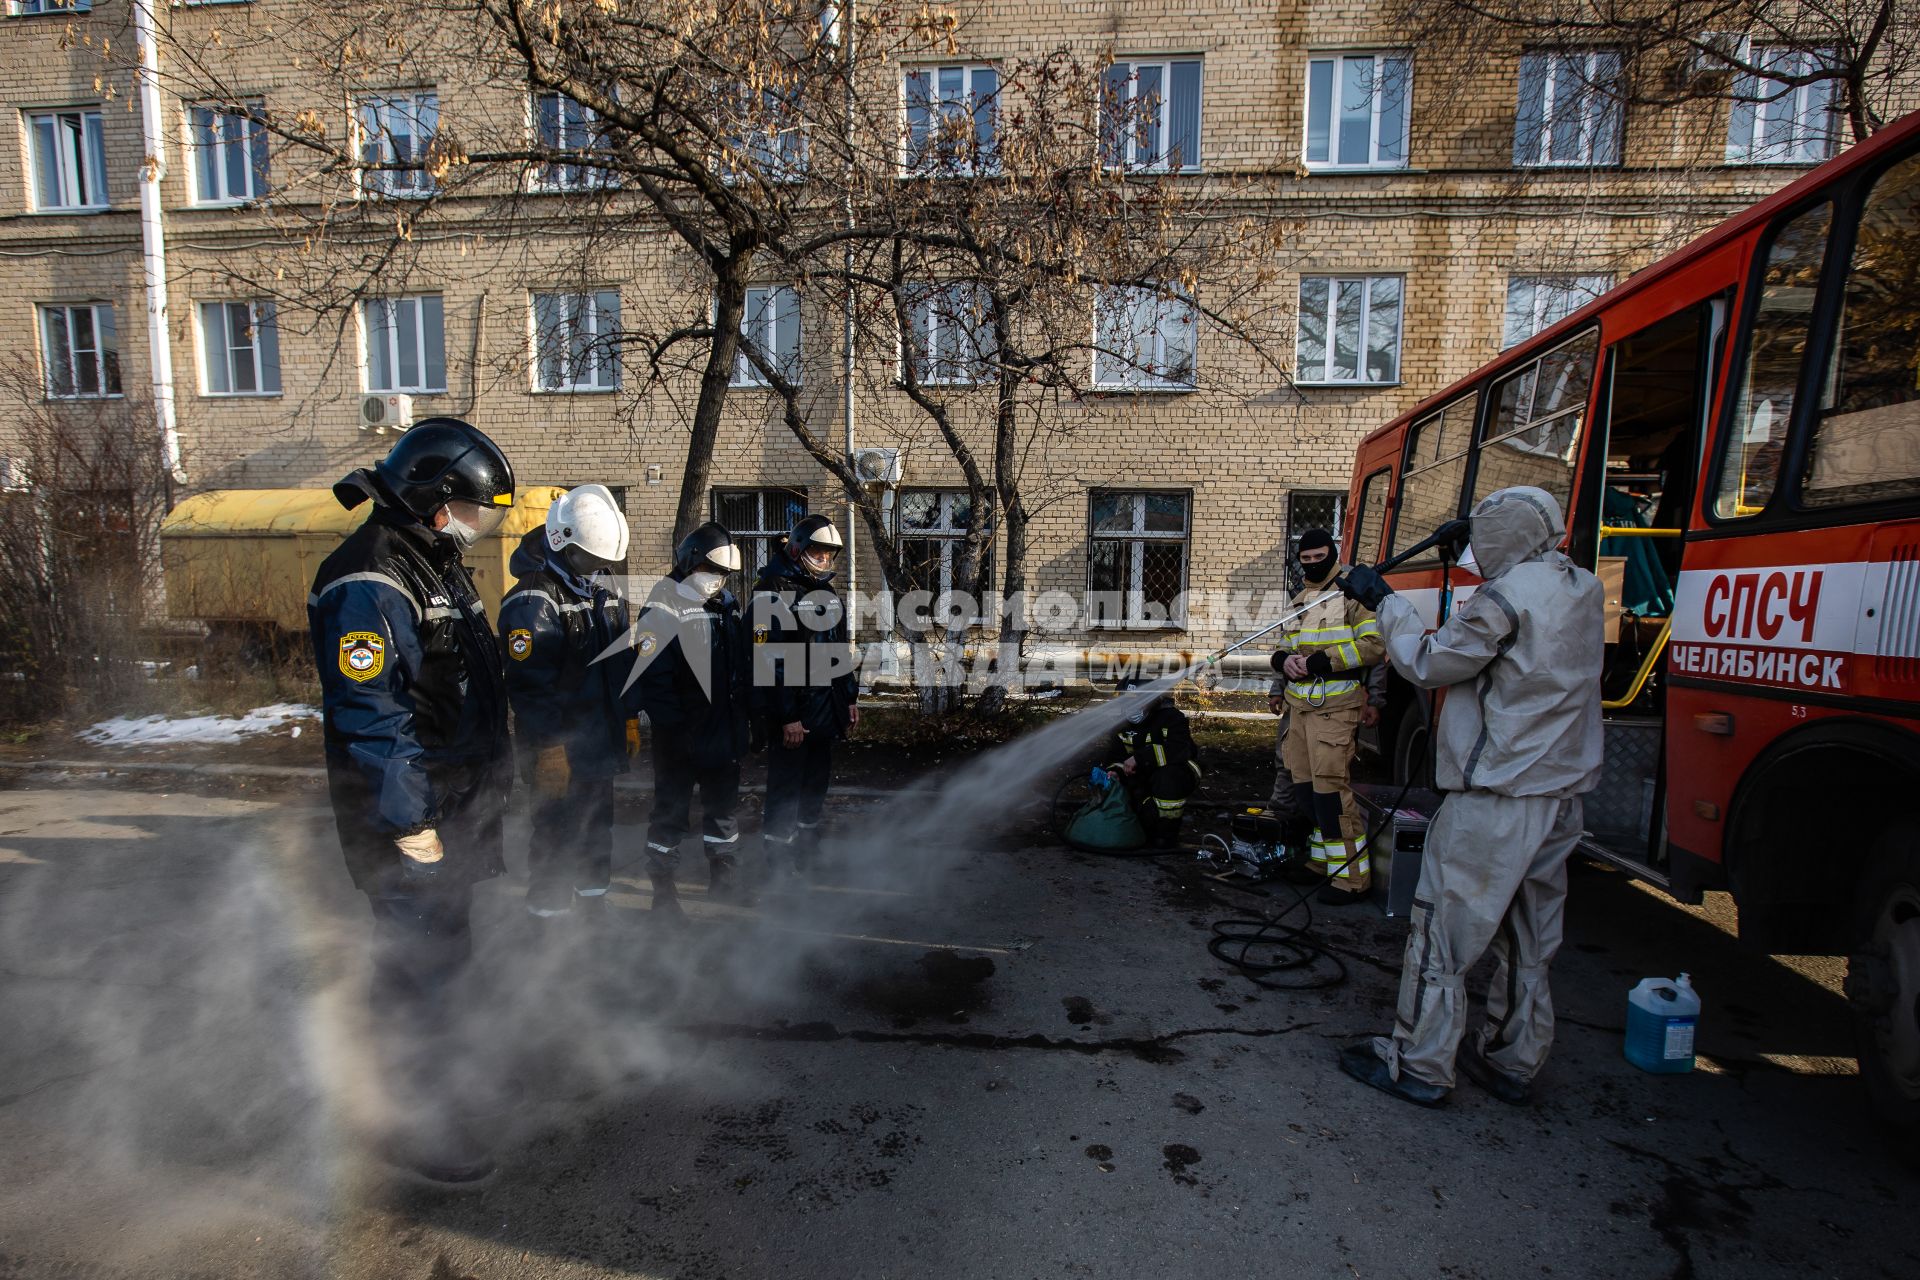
[[1575, 297, 1729, 884]]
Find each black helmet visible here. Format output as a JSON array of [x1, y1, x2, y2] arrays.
[[785, 512, 844, 561], [673, 521, 745, 579], [334, 417, 514, 528]]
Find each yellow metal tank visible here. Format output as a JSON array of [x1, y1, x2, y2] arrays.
[[159, 486, 567, 632]]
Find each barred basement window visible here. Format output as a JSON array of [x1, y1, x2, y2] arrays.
[[1284, 489, 1347, 592], [898, 489, 993, 624], [1088, 489, 1189, 628], [714, 486, 807, 598]]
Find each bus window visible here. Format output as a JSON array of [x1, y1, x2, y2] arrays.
[[1711, 201, 1833, 519], [1802, 153, 1920, 508], [1390, 391, 1476, 561], [1353, 468, 1390, 564], [1472, 329, 1600, 514]]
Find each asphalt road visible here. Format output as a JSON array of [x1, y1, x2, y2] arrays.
[[0, 776, 1912, 1280]]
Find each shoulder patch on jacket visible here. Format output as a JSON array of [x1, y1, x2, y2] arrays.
[[507, 628, 534, 661], [753, 625, 769, 644], [338, 631, 386, 682]]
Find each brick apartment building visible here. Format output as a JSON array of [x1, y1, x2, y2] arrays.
[[3, 0, 1912, 660]]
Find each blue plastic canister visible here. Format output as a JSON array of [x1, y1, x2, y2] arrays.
[[1624, 973, 1700, 1073]]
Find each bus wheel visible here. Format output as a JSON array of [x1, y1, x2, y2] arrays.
[[1847, 822, 1920, 1162], [1393, 707, 1432, 789]]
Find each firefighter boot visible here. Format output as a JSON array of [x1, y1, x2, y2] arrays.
[[646, 850, 686, 922], [707, 852, 749, 906]]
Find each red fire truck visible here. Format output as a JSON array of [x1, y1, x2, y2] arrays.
[[1345, 110, 1920, 1144]]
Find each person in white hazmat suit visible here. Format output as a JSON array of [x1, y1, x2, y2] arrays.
[[1331, 485, 1603, 1107]]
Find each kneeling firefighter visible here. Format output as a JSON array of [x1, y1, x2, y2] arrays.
[[1271, 528, 1384, 905], [751, 513, 860, 877], [629, 522, 752, 917], [308, 417, 515, 1185], [497, 484, 633, 918], [1107, 680, 1203, 847], [1334, 485, 1603, 1108]]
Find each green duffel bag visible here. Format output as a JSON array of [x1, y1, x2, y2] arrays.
[[1063, 772, 1147, 852]]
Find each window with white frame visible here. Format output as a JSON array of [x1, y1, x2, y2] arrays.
[[733, 285, 801, 387], [363, 296, 446, 393], [12, 1, 92, 13], [198, 300, 281, 395], [27, 109, 107, 211], [1284, 489, 1347, 593], [1305, 53, 1410, 169], [1099, 58, 1202, 173], [1727, 48, 1837, 165], [1297, 275, 1402, 384], [1503, 275, 1611, 348], [357, 91, 439, 197], [533, 90, 616, 190], [713, 486, 806, 597], [722, 87, 808, 184], [38, 303, 119, 399], [903, 282, 995, 386], [904, 64, 999, 175], [1513, 50, 1623, 167], [532, 290, 620, 392], [1089, 490, 1189, 628], [1094, 285, 1197, 390], [188, 101, 269, 205], [898, 488, 993, 621]]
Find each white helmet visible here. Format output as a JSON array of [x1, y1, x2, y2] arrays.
[[546, 483, 630, 565]]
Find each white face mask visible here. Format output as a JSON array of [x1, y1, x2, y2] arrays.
[[689, 569, 726, 599], [1458, 543, 1480, 576]]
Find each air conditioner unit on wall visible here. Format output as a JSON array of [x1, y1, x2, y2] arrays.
[[1689, 32, 1752, 78], [360, 392, 415, 434], [853, 446, 904, 488]]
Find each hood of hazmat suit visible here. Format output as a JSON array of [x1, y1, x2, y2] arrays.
[[1372, 485, 1604, 797]]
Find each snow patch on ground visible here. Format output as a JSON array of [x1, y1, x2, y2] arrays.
[[78, 703, 320, 747]]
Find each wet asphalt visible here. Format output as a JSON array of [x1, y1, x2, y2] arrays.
[[0, 778, 1912, 1280]]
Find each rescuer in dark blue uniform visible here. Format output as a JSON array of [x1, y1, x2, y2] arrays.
[[307, 417, 514, 1187], [751, 513, 859, 879], [629, 521, 752, 917], [497, 484, 632, 919], [1107, 680, 1204, 847]]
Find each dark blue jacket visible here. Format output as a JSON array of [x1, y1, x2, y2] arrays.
[[629, 576, 751, 771], [308, 504, 511, 892], [749, 554, 859, 737], [497, 529, 631, 777]]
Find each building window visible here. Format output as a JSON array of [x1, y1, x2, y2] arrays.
[[722, 87, 808, 184], [898, 489, 992, 620], [1305, 53, 1410, 169], [1088, 490, 1189, 628], [357, 91, 439, 198], [1727, 48, 1836, 165], [1297, 275, 1402, 385], [364, 296, 446, 394], [533, 90, 616, 190], [189, 101, 269, 205], [198, 300, 282, 396], [38, 303, 119, 399], [733, 285, 801, 387], [12, 1, 92, 13], [27, 109, 107, 211], [1513, 50, 1623, 167], [1284, 489, 1347, 592], [903, 282, 995, 386], [1503, 275, 1611, 348], [713, 486, 807, 597], [532, 290, 620, 392], [904, 64, 999, 175], [1099, 58, 1202, 173], [1093, 285, 1197, 390]]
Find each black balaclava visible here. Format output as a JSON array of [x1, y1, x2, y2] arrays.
[[1298, 528, 1338, 585]]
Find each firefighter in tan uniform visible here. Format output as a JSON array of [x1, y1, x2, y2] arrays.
[[1271, 528, 1385, 905]]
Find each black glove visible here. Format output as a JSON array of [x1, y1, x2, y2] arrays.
[[1434, 518, 1472, 559], [1304, 651, 1333, 677], [1336, 565, 1393, 611], [1269, 649, 1292, 673]]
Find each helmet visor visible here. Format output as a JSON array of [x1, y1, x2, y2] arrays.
[[443, 498, 509, 547]]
